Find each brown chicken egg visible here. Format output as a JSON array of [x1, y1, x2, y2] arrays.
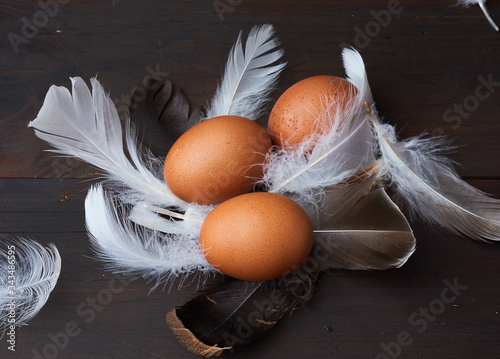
[[164, 115, 272, 205], [267, 75, 358, 148], [199, 192, 314, 281]]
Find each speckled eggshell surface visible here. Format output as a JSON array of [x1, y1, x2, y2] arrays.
[[199, 192, 314, 282], [163, 115, 272, 205], [267, 75, 358, 148]]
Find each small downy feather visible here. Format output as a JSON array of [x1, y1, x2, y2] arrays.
[[0, 239, 61, 338], [457, 0, 498, 31], [202, 24, 286, 121], [85, 185, 216, 288], [345, 48, 500, 242], [261, 48, 377, 207]]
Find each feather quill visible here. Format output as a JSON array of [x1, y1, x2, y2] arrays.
[[0, 239, 61, 338], [457, 0, 499, 31], [202, 24, 286, 121], [85, 185, 216, 288], [261, 49, 376, 207], [344, 48, 500, 242]]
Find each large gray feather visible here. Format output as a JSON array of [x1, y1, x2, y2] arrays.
[[314, 186, 416, 270]]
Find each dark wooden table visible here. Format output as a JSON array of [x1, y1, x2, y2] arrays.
[[2, 1, 500, 358]]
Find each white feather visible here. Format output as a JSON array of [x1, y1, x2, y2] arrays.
[[85, 185, 216, 289], [28, 77, 183, 209], [373, 121, 500, 242], [129, 202, 211, 237], [458, 0, 486, 7], [346, 49, 500, 241], [0, 239, 61, 337], [28, 77, 213, 238], [457, 0, 498, 31], [261, 48, 377, 207], [203, 24, 286, 120]]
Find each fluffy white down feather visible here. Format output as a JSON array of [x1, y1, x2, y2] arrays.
[[0, 239, 60, 338], [85, 185, 216, 288], [261, 48, 377, 207]]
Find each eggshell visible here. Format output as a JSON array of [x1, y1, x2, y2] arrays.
[[267, 75, 358, 148], [199, 192, 314, 281], [164, 115, 272, 205]]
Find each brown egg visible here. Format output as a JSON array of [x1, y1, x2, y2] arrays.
[[268, 75, 358, 148], [199, 192, 314, 281], [164, 115, 272, 205]]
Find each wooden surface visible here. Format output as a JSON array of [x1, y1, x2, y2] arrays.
[[1, 0, 500, 358]]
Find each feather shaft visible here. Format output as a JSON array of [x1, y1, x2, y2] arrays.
[[457, 0, 499, 31], [477, 0, 499, 31]]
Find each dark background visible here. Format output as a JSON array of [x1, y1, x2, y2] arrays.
[[1, 0, 500, 358]]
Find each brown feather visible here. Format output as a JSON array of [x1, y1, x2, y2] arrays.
[[167, 270, 319, 356], [314, 186, 416, 270]]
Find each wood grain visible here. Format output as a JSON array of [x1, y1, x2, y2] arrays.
[[1, 0, 500, 358]]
